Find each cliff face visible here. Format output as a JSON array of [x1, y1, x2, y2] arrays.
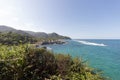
[[0, 25, 71, 39]]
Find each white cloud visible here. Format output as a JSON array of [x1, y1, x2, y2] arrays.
[[0, 5, 19, 26], [0, 2, 46, 32], [21, 23, 47, 32]]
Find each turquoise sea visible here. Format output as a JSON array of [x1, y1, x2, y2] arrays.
[[46, 39, 120, 80]]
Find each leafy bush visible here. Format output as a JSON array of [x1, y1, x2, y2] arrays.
[[0, 45, 109, 80]]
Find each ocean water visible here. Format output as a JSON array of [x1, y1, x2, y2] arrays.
[[46, 39, 120, 80]]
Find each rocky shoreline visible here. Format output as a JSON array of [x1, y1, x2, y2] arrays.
[[32, 39, 67, 47], [40, 40, 66, 45]]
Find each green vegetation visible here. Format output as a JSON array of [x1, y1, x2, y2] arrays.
[[0, 44, 109, 80], [0, 25, 71, 40], [0, 31, 68, 46], [0, 32, 37, 45]]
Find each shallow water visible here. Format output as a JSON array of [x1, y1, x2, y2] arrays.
[[45, 39, 120, 80]]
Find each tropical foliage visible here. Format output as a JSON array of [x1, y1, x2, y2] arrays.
[[0, 32, 37, 45], [0, 44, 109, 80]]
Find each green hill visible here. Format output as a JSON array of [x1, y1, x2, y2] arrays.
[[0, 32, 37, 45], [0, 25, 71, 39]]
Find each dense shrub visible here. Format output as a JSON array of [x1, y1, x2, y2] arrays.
[[55, 54, 73, 76], [0, 32, 37, 45], [0, 45, 109, 80]]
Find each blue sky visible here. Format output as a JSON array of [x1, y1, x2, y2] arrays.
[[0, 0, 120, 39]]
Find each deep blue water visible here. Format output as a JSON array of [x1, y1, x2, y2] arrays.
[[45, 39, 120, 80]]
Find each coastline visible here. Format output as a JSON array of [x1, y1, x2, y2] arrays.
[[31, 39, 68, 49]]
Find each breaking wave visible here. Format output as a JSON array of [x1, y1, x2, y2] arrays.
[[76, 40, 107, 46]]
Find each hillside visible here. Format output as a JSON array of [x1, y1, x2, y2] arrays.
[[0, 32, 37, 45], [0, 25, 71, 39]]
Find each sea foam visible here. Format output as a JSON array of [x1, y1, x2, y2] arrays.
[[76, 40, 107, 46]]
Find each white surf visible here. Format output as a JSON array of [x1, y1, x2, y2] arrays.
[[76, 40, 107, 46]]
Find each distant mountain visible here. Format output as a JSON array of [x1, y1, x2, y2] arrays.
[[0, 25, 16, 32], [48, 32, 70, 39], [26, 31, 48, 38], [0, 25, 71, 39], [0, 25, 31, 36]]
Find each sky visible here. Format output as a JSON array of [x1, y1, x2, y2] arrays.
[[0, 0, 120, 39]]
